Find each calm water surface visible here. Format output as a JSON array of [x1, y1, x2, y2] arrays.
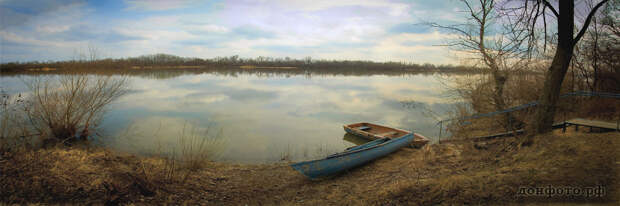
[[1, 72, 457, 163]]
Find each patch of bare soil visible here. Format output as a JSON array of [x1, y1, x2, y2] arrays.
[[1, 132, 618, 205]]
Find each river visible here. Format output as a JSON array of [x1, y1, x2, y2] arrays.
[[0, 71, 460, 163]]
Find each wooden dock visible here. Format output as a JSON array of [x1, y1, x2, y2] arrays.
[[440, 118, 618, 143], [563, 118, 619, 132]]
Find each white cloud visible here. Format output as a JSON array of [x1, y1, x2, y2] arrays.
[[35, 25, 70, 33], [1, 0, 468, 64], [0, 31, 67, 47], [259, 0, 410, 14], [124, 0, 200, 11], [392, 31, 457, 43], [186, 24, 230, 33]]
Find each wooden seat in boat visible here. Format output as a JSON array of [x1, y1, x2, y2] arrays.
[[377, 131, 398, 137]]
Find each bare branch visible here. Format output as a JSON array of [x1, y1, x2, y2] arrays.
[[541, 0, 559, 17], [574, 0, 609, 43]]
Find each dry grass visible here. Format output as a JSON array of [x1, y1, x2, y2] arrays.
[[153, 123, 225, 184], [177, 124, 224, 172], [0, 146, 150, 204], [376, 131, 618, 205], [1, 131, 617, 205]]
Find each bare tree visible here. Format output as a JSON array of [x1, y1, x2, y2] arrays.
[[87, 44, 100, 62], [515, 0, 610, 135], [430, 0, 531, 130], [576, 0, 620, 93]]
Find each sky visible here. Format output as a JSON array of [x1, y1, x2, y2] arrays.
[[0, 0, 465, 64]]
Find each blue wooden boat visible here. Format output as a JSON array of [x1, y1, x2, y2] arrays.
[[290, 132, 415, 179]]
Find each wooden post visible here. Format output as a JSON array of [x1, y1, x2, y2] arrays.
[[562, 122, 566, 133], [509, 117, 515, 136], [563, 110, 566, 130], [575, 125, 579, 132], [438, 121, 442, 144]]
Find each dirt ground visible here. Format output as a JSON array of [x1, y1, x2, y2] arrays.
[[1, 131, 619, 205]]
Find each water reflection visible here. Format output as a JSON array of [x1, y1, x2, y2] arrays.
[[0, 67, 466, 80], [109, 117, 227, 160], [1, 71, 456, 163]]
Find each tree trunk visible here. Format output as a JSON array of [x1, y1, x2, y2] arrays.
[[532, 46, 574, 134], [492, 71, 507, 115], [492, 71, 520, 130], [531, 1, 575, 134]]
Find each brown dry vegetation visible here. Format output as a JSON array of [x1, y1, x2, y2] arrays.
[[446, 66, 620, 140], [1, 131, 617, 205], [447, 95, 620, 141]]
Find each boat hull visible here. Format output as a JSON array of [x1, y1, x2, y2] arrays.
[[290, 133, 414, 179]]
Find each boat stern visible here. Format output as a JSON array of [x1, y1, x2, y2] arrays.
[[410, 133, 430, 148]]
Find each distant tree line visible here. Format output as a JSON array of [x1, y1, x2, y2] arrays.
[[0, 54, 480, 73]]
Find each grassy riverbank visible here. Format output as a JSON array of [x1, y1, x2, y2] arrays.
[[1, 131, 617, 205]]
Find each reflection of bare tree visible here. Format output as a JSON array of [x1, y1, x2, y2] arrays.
[[25, 75, 127, 146], [1, 88, 31, 151], [400, 100, 443, 122], [1, 66, 480, 79]]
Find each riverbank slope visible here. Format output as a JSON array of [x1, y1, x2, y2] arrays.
[[1, 131, 618, 205]]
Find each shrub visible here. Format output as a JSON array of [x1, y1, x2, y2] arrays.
[[24, 75, 127, 146]]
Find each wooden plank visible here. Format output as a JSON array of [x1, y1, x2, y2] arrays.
[[377, 131, 398, 137], [566, 118, 618, 130]]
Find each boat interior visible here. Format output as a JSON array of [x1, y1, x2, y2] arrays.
[[346, 122, 410, 138]]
